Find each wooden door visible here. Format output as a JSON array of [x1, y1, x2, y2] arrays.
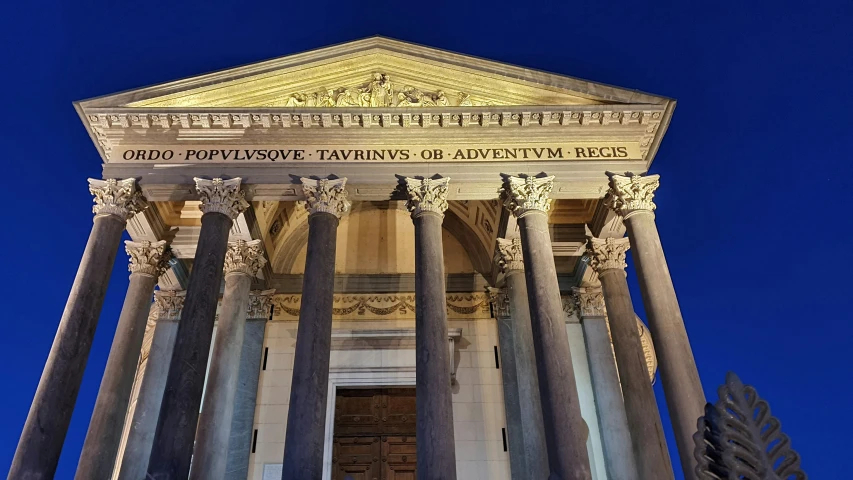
[[332, 388, 417, 480]]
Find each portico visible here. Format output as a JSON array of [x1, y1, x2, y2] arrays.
[[10, 37, 704, 480]]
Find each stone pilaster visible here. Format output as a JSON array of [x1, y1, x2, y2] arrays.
[[192, 240, 266, 480], [117, 290, 185, 480], [587, 234, 674, 479], [608, 173, 704, 479], [405, 177, 457, 480], [76, 240, 171, 480], [148, 177, 247, 480], [494, 238, 549, 480], [225, 289, 275, 480], [501, 175, 591, 480], [10, 178, 146, 480], [282, 177, 349, 480]]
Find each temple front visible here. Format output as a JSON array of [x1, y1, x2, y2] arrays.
[[9, 37, 706, 480]]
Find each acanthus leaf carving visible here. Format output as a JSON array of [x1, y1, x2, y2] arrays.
[[571, 287, 606, 318], [224, 239, 266, 277], [405, 177, 450, 218], [586, 236, 631, 273], [194, 177, 249, 219], [153, 290, 186, 321], [125, 240, 172, 278], [495, 238, 524, 273], [608, 173, 660, 218], [500, 175, 554, 217], [88, 178, 147, 221], [487, 287, 510, 318], [300, 177, 351, 218], [247, 289, 276, 319]]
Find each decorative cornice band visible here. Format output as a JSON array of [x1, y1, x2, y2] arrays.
[[224, 239, 267, 277], [404, 177, 450, 218], [495, 238, 524, 273], [500, 175, 554, 218], [300, 177, 351, 218], [126, 240, 172, 278], [88, 178, 147, 221], [247, 289, 276, 319], [586, 236, 631, 273], [608, 173, 660, 219], [271, 292, 491, 321], [194, 177, 249, 219], [154, 290, 185, 321]]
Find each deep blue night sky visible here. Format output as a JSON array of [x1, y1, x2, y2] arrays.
[[2, 1, 850, 478]]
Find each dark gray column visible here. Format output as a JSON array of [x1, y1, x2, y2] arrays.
[[75, 240, 171, 480], [405, 177, 457, 480], [225, 290, 274, 480], [192, 240, 267, 479], [282, 177, 350, 480], [572, 285, 641, 480], [491, 289, 526, 480], [9, 178, 145, 480], [501, 175, 592, 480], [147, 177, 248, 480], [587, 236, 674, 479], [494, 238, 549, 480], [116, 290, 185, 480], [608, 174, 705, 479]]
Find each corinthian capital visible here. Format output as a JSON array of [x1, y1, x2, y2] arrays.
[[194, 177, 249, 219], [247, 289, 276, 319], [495, 238, 524, 273], [300, 177, 351, 217], [487, 287, 510, 318], [571, 286, 606, 318], [125, 240, 172, 277], [404, 177, 450, 218], [608, 173, 660, 218], [586, 236, 630, 273], [88, 178, 147, 221], [154, 290, 185, 321], [224, 239, 267, 277], [500, 175, 554, 217]]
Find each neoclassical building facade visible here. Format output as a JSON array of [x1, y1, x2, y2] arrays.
[[9, 38, 704, 480]]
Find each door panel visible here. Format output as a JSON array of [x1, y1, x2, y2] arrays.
[[382, 436, 417, 480], [332, 436, 381, 480]]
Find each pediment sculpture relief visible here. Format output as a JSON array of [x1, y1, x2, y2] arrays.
[[272, 73, 492, 107]]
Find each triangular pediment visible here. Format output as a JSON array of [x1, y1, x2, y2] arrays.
[[80, 37, 669, 109]]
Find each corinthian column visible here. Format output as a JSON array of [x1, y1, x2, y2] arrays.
[[608, 174, 705, 478], [148, 178, 248, 480], [494, 238, 549, 480], [500, 175, 591, 480], [10, 178, 146, 480], [192, 240, 266, 480], [282, 177, 349, 480], [404, 177, 457, 480], [75, 240, 172, 480], [116, 290, 185, 480]]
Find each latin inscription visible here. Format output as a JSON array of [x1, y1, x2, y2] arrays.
[[114, 143, 640, 163]]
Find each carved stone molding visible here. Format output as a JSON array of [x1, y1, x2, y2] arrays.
[[586, 236, 631, 273], [608, 173, 660, 219], [500, 175, 554, 217], [88, 178, 147, 221], [224, 239, 267, 277], [153, 290, 186, 321], [404, 177, 450, 218], [571, 287, 606, 318], [247, 289, 276, 319], [495, 238, 524, 273], [194, 177, 249, 219], [125, 240, 172, 278], [300, 177, 351, 218], [271, 292, 491, 321], [487, 287, 510, 318]]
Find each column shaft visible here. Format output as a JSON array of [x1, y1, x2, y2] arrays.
[[147, 211, 233, 479], [75, 272, 158, 479], [191, 273, 253, 480], [504, 271, 549, 479], [116, 311, 180, 480], [413, 212, 457, 480], [519, 211, 591, 480], [10, 214, 126, 479], [281, 213, 339, 479], [625, 213, 704, 477], [495, 311, 525, 479]]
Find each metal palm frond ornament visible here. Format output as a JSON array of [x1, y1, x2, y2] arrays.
[[694, 372, 807, 480]]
